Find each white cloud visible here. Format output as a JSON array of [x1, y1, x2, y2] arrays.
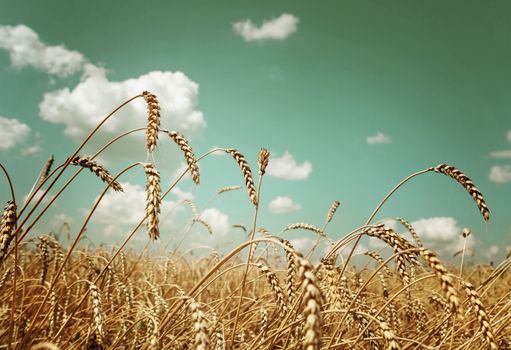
[[485, 245, 499, 259], [289, 237, 314, 254], [490, 150, 511, 159], [21, 145, 41, 156], [233, 13, 299, 42], [39, 69, 206, 165], [0, 24, 87, 77], [268, 196, 301, 214], [266, 151, 312, 180], [92, 181, 183, 237], [367, 132, 391, 145], [489, 165, 511, 184], [507, 130, 511, 143], [410, 217, 474, 255], [198, 208, 230, 236], [0, 116, 30, 150]]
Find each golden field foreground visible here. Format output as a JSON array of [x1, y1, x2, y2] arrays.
[[1, 92, 510, 349]]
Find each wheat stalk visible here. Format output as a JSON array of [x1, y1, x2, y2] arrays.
[[285, 223, 325, 237], [189, 299, 209, 350], [226, 149, 258, 206], [325, 200, 341, 224], [419, 248, 460, 314], [431, 164, 490, 221], [90, 283, 105, 347], [296, 253, 324, 350], [258, 148, 270, 176], [463, 281, 498, 350], [218, 185, 241, 194], [142, 91, 161, 153], [256, 262, 288, 316], [143, 163, 161, 240], [69, 155, 123, 192], [168, 131, 200, 185], [0, 200, 17, 267]]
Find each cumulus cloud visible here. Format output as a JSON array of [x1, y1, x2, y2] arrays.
[[490, 150, 511, 159], [289, 237, 314, 254], [39, 69, 206, 165], [367, 132, 391, 145], [0, 116, 30, 150], [233, 13, 299, 41], [489, 165, 511, 184], [268, 196, 301, 214], [92, 181, 186, 238], [508, 130, 511, 143], [410, 217, 474, 255], [198, 208, 230, 236], [0, 24, 87, 77], [267, 151, 312, 180]]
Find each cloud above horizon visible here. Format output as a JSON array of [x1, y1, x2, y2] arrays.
[[268, 196, 302, 214], [0, 116, 30, 150], [233, 13, 299, 42], [367, 132, 391, 145], [489, 165, 511, 184], [0, 24, 88, 77], [266, 151, 312, 180]]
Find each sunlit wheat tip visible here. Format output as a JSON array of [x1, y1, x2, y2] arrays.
[[69, 155, 123, 192], [143, 163, 161, 240], [143, 90, 161, 153], [226, 148, 258, 206], [169, 130, 200, 185], [431, 163, 490, 222]]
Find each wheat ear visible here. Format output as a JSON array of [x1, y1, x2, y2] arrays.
[[168, 131, 200, 185], [143, 163, 161, 240], [463, 281, 498, 350], [431, 163, 490, 221], [296, 253, 324, 350], [258, 148, 270, 176], [226, 149, 258, 205], [190, 299, 209, 350], [90, 283, 105, 347], [142, 91, 161, 153], [0, 201, 17, 267], [69, 156, 123, 192], [325, 200, 341, 224], [285, 223, 325, 237], [256, 262, 289, 316], [419, 248, 460, 314]]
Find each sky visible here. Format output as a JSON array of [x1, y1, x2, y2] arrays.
[[0, 0, 510, 262]]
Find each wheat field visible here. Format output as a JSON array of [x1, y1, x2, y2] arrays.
[[1, 92, 510, 350]]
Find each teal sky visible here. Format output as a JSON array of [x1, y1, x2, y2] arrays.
[[0, 0, 510, 261]]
